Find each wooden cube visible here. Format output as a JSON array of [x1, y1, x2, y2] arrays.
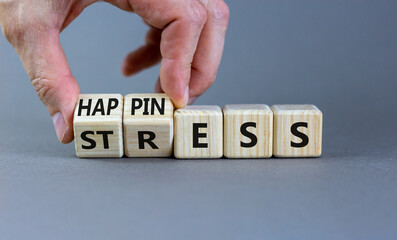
[[123, 93, 174, 157], [271, 105, 323, 157], [174, 106, 223, 159], [73, 94, 124, 158], [223, 104, 273, 158]]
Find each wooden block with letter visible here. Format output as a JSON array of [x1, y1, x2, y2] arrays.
[[174, 106, 223, 159], [271, 104, 323, 157], [123, 93, 174, 157], [73, 94, 124, 158], [223, 104, 273, 158]]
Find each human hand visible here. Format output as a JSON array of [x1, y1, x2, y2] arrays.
[[0, 0, 229, 143]]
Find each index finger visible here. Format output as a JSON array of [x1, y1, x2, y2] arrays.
[[109, 0, 208, 107], [156, 1, 207, 107]]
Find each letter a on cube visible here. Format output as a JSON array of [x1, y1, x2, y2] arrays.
[[223, 104, 273, 158], [123, 93, 174, 157], [73, 94, 124, 158], [174, 105, 223, 159], [271, 105, 323, 157]]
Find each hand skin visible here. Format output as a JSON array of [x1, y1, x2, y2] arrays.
[[0, 0, 229, 143]]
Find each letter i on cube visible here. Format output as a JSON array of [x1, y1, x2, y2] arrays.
[[123, 94, 174, 157]]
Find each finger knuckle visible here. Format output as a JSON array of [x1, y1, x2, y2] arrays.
[[186, 2, 207, 27], [0, 4, 55, 46], [1, 22, 23, 45], [31, 77, 56, 106], [212, 1, 230, 24], [2, 18, 37, 47], [0, 5, 27, 44]]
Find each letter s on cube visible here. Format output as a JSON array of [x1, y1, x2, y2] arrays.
[[271, 105, 323, 157], [223, 104, 273, 158], [73, 94, 124, 158]]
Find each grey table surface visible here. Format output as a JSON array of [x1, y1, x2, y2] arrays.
[[1, 1, 397, 239]]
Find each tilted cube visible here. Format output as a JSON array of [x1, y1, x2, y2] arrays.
[[223, 104, 273, 158], [271, 105, 323, 157], [73, 94, 124, 158], [123, 93, 174, 157]]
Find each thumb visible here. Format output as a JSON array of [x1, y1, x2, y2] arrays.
[[18, 32, 80, 143]]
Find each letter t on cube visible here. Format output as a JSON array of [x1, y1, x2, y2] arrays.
[[73, 94, 124, 158], [123, 94, 174, 157]]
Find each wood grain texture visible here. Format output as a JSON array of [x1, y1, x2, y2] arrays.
[[271, 104, 322, 157], [223, 104, 273, 158], [73, 94, 124, 158], [123, 93, 174, 157], [174, 106, 223, 159]]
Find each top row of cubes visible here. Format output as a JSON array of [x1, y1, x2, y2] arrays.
[[73, 94, 323, 159]]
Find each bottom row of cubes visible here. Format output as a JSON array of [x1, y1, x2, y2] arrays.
[[73, 93, 323, 158]]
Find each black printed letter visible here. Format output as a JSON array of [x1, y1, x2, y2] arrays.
[[138, 131, 159, 149], [290, 122, 309, 148], [78, 99, 92, 116], [92, 99, 105, 116], [143, 98, 150, 115], [131, 98, 143, 115], [81, 131, 96, 149], [193, 123, 208, 148], [97, 131, 113, 149], [151, 98, 165, 115], [107, 98, 119, 115], [240, 122, 257, 148]]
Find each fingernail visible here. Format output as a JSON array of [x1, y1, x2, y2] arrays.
[[187, 97, 197, 105], [184, 86, 189, 106], [52, 112, 67, 143]]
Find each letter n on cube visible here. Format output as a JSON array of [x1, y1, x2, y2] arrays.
[[123, 94, 174, 157]]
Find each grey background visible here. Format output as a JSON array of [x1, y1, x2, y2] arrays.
[[1, 0, 397, 239]]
